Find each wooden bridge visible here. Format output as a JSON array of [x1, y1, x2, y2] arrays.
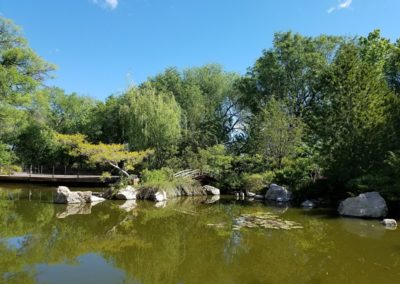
[[0, 173, 119, 187], [174, 169, 214, 184]]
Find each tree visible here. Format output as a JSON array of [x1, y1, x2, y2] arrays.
[[238, 32, 342, 118], [316, 42, 394, 181], [15, 123, 59, 167], [250, 99, 303, 169], [56, 133, 152, 177], [120, 85, 182, 151], [0, 16, 55, 149]]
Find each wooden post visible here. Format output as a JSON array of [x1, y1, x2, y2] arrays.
[[30, 165, 32, 177]]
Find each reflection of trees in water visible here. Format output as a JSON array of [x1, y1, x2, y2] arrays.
[[1, 190, 399, 283]]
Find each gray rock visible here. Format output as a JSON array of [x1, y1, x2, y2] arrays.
[[54, 186, 92, 204], [381, 219, 397, 229], [247, 192, 256, 197], [338, 192, 388, 218], [115, 185, 137, 200], [301, 200, 315, 208], [255, 195, 264, 199], [265, 184, 292, 202], [203, 185, 220, 195]]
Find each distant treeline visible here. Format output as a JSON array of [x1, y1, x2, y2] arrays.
[[1, 16, 400, 200]]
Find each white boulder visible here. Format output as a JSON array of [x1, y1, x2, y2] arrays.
[[115, 185, 137, 200], [203, 185, 220, 195]]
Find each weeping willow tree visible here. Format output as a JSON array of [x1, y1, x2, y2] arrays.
[[119, 86, 182, 151]]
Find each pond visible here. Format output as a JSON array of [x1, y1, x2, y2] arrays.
[[0, 183, 399, 283]]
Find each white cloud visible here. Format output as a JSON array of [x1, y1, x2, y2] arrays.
[[327, 0, 352, 13], [92, 0, 119, 10]]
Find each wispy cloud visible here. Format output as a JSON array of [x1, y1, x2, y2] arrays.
[[327, 0, 352, 13], [92, 0, 119, 10]]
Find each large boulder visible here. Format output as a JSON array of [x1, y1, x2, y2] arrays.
[[203, 185, 220, 195], [115, 185, 137, 200], [265, 184, 292, 202], [54, 186, 92, 204], [338, 192, 388, 218]]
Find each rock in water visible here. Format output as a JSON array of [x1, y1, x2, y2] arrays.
[[381, 219, 397, 229], [265, 184, 292, 202], [154, 191, 167, 202], [115, 185, 137, 200], [54, 186, 92, 204], [203, 185, 220, 195], [247, 192, 256, 197], [338, 192, 388, 218], [301, 200, 315, 208], [90, 195, 106, 203]]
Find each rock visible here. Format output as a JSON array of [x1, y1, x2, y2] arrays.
[[255, 195, 264, 199], [203, 185, 220, 195], [301, 200, 315, 208], [239, 192, 245, 199], [56, 203, 92, 218], [338, 192, 388, 218], [247, 192, 256, 197], [381, 219, 397, 229], [265, 184, 292, 202], [53, 186, 92, 204], [90, 195, 105, 203], [115, 185, 137, 200], [154, 191, 167, 202], [119, 200, 137, 212]]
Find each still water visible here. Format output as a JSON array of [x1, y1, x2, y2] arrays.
[[0, 183, 399, 284]]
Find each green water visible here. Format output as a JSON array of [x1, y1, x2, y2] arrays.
[[0, 184, 399, 284]]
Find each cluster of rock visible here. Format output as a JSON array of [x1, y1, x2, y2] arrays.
[[53, 186, 106, 204], [54, 184, 221, 206], [337, 191, 398, 229], [236, 183, 293, 202]]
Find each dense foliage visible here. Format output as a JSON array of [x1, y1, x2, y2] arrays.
[[1, 16, 399, 201]]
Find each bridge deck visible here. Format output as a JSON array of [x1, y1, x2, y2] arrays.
[[0, 173, 119, 186]]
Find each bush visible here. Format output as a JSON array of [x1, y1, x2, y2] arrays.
[[241, 173, 266, 194], [0, 165, 22, 175]]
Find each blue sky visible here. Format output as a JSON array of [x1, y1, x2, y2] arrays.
[[0, 0, 399, 100]]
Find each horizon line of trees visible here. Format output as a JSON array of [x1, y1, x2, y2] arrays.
[[1, 16, 400, 201]]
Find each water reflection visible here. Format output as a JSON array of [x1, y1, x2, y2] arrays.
[[0, 184, 399, 283], [56, 203, 92, 218]]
